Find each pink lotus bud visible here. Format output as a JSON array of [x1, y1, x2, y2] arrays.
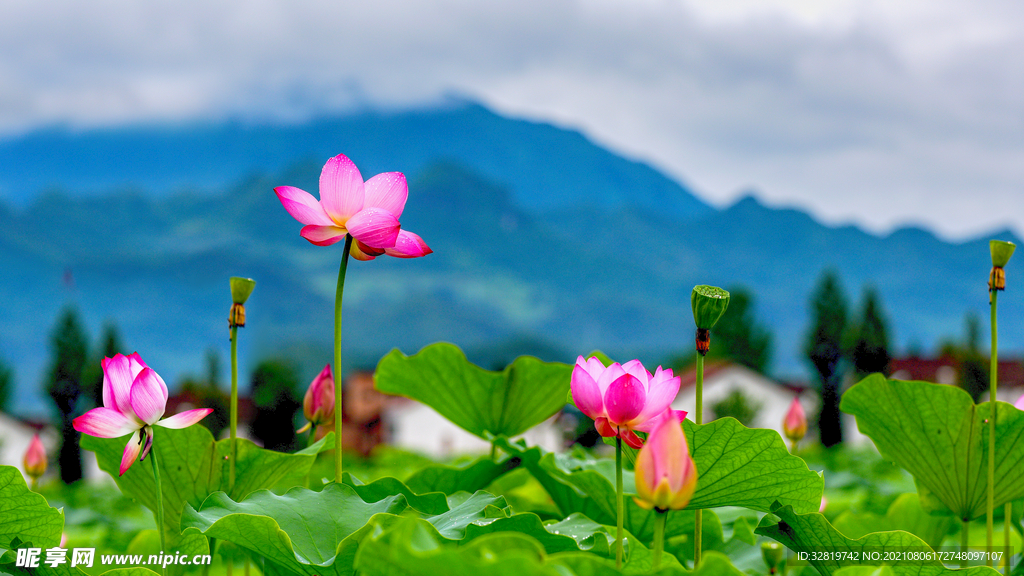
[[23, 434, 47, 480], [633, 411, 698, 511], [302, 365, 336, 429], [783, 397, 807, 443], [1015, 393, 1024, 411], [819, 495, 828, 513]]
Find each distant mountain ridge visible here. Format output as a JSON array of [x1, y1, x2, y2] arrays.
[[0, 103, 1018, 417], [0, 102, 712, 220]]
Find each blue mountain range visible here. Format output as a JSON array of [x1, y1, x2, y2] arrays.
[[0, 102, 1017, 415]]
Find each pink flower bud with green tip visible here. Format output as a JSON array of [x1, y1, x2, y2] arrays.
[[633, 411, 698, 511], [571, 356, 686, 449], [783, 397, 807, 443], [73, 353, 212, 475], [275, 153, 432, 260], [23, 434, 46, 481], [298, 364, 335, 439]]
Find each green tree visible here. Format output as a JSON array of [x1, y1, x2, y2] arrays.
[[713, 287, 773, 373], [711, 389, 762, 426], [959, 312, 988, 401], [0, 357, 12, 413], [249, 358, 301, 451], [46, 306, 89, 483], [82, 322, 125, 408], [177, 349, 230, 440], [848, 286, 892, 377], [804, 270, 848, 447]]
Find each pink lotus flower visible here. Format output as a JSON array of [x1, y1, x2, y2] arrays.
[[783, 397, 807, 443], [23, 434, 47, 481], [73, 353, 212, 475], [298, 364, 335, 440], [633, 410, 698, 511], [274, 153, 432, 261], [570, 357, 686, 449]]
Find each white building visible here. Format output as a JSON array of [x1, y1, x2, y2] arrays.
[[668, 361, 870, 446]]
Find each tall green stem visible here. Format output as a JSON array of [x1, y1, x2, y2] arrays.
[[988, 290, 998, 565], [694, 353, 704, 568], [962, 519, 970, 569], [229, 324, 238, 489], [1005, 501, 1012, 576], [615, 435, 624, 569], [652, 510, 667, 569], [150, 437, 167, 576], [334, 235, 353, 482]]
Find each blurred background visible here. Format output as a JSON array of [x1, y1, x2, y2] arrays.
[[1, 0, 1023, 481]]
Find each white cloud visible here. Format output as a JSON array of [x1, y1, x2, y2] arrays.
[[1, 0, 1022, 238]]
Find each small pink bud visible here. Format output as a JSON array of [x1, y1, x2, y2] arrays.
[[819, 495, 828, 513], [23, 434, 47, 480], [633, 411, 698, 511], [303, 365, 336, 427], [783, 397, 807, 443], [1015, 393, 1024, 411]]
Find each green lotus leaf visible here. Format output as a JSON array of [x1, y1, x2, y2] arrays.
[[756, 503, 998, 576], [841, 375, 1024, 521], [374, 343, 572, 440]]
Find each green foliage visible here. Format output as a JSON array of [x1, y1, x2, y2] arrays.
[[712, 286, 773, 373], [80, 424, 332, 547], [0, 355, 12, 413], [0, 466, 64, 550], [182, 480, 632, 576], [841, 375, 1024, 521], [831, 494, 958, 549], [849, 287, 891, 377], [249, 358, 302, 451], [756, 503, 998, 576], [375, 343, 572, 440], [81, 322, 125, 409], [805, 270, 849, 447], [176, 349, 230, 440], [46, 305, 89, 484], [710, 389, 762, 426], [494, 417, 822, 535]]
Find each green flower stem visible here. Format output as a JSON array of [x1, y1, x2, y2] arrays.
[[962, 519, 970, 569], [695, 353, 704, 568], [150, 438, 167, 576], [30, 478, 37, 491], [1005, 501, 1012, 576], [615, 435, 624, 570], [229, 324, 238, 490], [334, 235, 353, 482], [653, 510, 667, 569], [988, 289, 999, 565]]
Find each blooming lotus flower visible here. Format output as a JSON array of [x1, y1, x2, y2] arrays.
[[571, 357, 686, 449], [633, 411, 698, 511], [298, 364, 335, 440], [73, 353, 212, 475], [23, 434, 46, 482], [783, 397, 807, 443], [275, 153, 432, 260]]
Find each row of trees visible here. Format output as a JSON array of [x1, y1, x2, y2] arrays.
[[805, 271, 892, 447]]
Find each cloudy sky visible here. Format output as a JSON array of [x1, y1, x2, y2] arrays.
[[2, 0, 1022, 240]]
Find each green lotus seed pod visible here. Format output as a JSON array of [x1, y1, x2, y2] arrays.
[[230, 276, 256, 304], [762, 542, 785, 573], [991, 240, 1015, 268], [691, 285, 730, 330]]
